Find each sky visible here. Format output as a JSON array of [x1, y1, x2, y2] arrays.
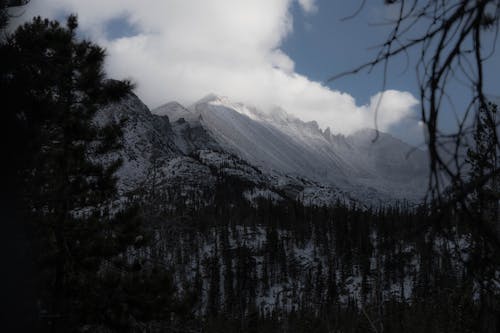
[[10, 0, 500, 146]]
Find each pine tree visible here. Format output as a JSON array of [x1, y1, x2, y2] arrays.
[[2, 15, 135, 331], [465, 101, 500, 333], [467, 102, 499, 212]]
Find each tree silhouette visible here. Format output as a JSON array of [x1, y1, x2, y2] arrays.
[[331, 0, 500, 252], [331, 0, 499, 198], [2, 14, 136, 331], [330, 2, 500, 330]]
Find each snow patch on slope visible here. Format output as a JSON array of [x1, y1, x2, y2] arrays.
[[156, 94, 428, 202]]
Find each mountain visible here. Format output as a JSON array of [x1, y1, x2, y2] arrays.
[[95, 93, 179, 193], [90, 93, 484, 331], [154, 94, 428, 203], [95, 92, 428, 206], [77, 89, 500, 333]]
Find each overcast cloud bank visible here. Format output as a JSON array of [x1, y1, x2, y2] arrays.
[[14, 0, 421, 139]]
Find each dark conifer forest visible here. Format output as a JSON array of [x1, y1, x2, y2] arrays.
[[2, 6, 500, 333]]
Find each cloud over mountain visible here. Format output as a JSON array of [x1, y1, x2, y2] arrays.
[[15, 0, 421, 140]]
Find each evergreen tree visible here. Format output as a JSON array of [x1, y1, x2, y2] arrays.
[[2, 15, 135, 331], [467, 102, 499, 217], [465, 101, 500, 333]]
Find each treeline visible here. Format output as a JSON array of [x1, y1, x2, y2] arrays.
[[132, 174, 486, 333]]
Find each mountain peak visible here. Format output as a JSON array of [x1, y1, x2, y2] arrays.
[[153, 101, 192, 122], [194, 93, 231, 106], [159, 101, 184, 109], [111, 92, 428, 203]]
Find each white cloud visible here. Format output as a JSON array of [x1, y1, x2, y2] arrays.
[[298, 0, 318, 14], [14, 0, 421, 141], [367, 90, 419, 131]]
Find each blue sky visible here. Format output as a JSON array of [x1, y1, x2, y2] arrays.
[[283, 0, 500, 140], [284, 1, 412, 104], [13, 0, 499, 146]]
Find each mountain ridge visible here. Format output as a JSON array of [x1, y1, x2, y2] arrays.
[[97, 92, 428, 205], [154, 94, 428, 202]]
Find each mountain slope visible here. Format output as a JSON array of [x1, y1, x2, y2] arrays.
[[155, 95, 428, 202]]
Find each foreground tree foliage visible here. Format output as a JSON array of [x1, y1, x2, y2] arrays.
[[331, 0, 500, 194], [331, 3, 500, 330], [1, 15, 177, 331], [334, 0, 500, 244]]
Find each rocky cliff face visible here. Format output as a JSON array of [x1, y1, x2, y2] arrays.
[[96, 92, 428, 206]]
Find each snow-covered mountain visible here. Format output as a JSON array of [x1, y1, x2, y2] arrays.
[[154, 94, 428, 203], [96, 92, 428, 206]]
